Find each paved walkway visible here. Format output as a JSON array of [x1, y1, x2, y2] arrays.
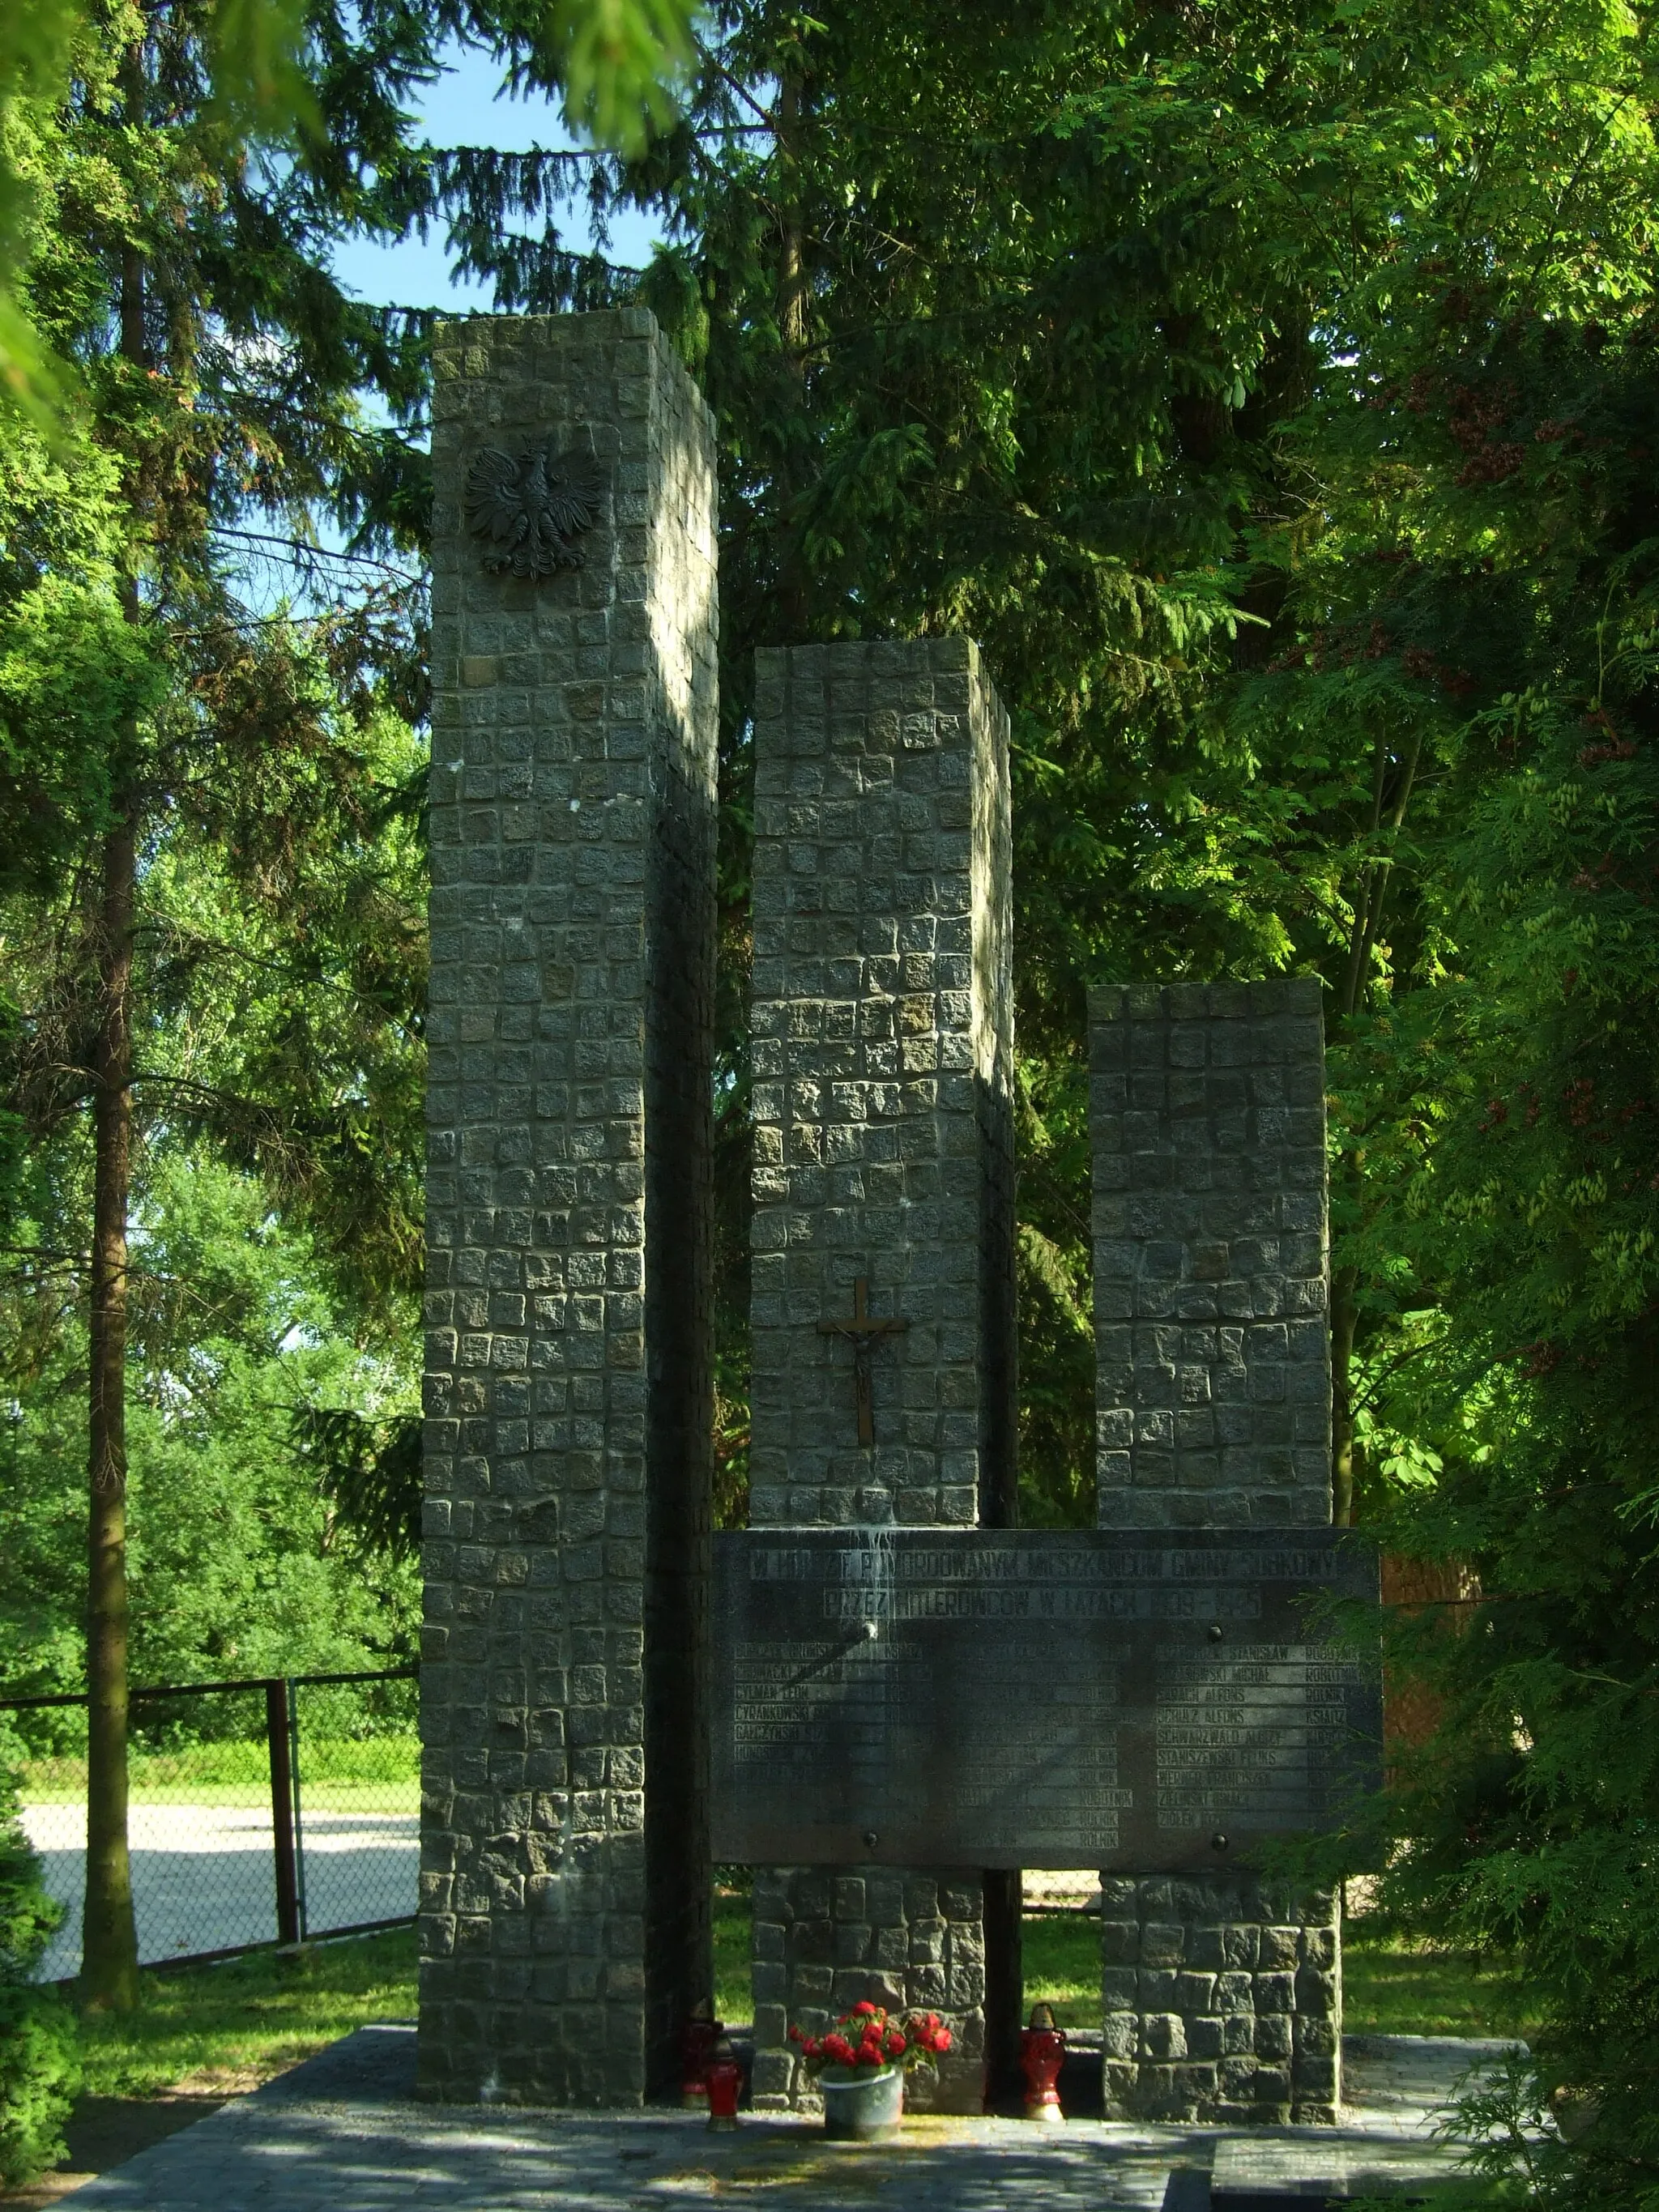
[[58, 2027, 1511, 2210]]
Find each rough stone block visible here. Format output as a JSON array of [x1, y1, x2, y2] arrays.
[[1089, 979, 1329, 1523], [1090, 981, 1341, 2125], [748, 642, 1017, 2118], [1095, 1875, 1344, 2120], [419, 309, 719, 2108]]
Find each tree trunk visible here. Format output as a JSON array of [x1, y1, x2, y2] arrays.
[[82, 87, 148, 2007], [1328, 731, 1421, 1524], [82, 802, 139, 2011], [774, 64, 808, 637], [1329, 1259, 1359, 1528]]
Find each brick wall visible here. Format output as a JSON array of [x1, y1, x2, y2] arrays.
[[418, 308, 718, 2104]]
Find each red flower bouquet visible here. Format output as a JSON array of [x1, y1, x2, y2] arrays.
[[788, 2001, 953, 2076]]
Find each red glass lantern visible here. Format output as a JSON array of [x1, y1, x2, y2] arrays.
[[680, 2005, 723, 2110], [706, 2042, 743, 2132], [1019, 2002, 1066, 2123]]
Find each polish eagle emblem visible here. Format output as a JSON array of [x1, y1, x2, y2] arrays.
[[463, 437, 607, 578]]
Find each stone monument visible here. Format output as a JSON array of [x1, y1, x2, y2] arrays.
[[1090, 979, 1341, 2123], [740, 639, 1018, 2113], [416, 303, 1375, 2126], [418, 308, 718, 2103], [710, 961, 1370, 2127]]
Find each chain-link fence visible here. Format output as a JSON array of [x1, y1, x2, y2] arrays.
[[1, 1667, 416, 1980]]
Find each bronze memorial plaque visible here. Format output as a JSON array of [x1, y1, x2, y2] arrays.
[[710, 1529, 1380, 1871]]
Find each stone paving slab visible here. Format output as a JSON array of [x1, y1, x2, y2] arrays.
[[64, 2100, 1199, 2211], [1341, 2035, 1522, 2126], [58, 2027, 1509, 2210], [1210, 2129, 1461, 2198]]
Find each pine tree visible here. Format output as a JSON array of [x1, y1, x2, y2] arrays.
[[4, 0, 707, 2007], [2, 0, 440, 2008]]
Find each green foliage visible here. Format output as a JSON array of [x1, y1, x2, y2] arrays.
[[1253, 142, 1659, 2212], [0, 574, 166, 892], [0, 0, 702, 416], [292, 1404, 422, 1562], [605, 11, 1659, 2189], [0, 1981, 79, 2188], [1439, 2052, 1578, 2206], [530, 0, 699, 152], [525, 0, 1659, 1535], [0, 1737, 79, 2187], [0, 1153, 421, 1713], [1015, 1063, 1096, 1527]]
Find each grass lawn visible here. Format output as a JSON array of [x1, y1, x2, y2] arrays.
[[79, 1906, 1534, 2086], [76, 1925, 418, 2100], [23, 1744, 419, 1813], [1341, 1927, 1540, 2041], [63, 1902, 1533, 2107], [714, 1883, 752, 2023], [1021, 1913, 1107, 2027]]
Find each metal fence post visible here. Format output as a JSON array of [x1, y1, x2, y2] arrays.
[[287, 1677, 308, 1941], [265, 1677, 301, 1946]]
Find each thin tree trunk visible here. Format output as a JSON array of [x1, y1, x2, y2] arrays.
[[1328, 730, 1422, 1525], [81, 96, 148, 2007], [774, 65, 808, 637], [1329, 1262, 1359, 1528], [82, 800, 139, 2010]]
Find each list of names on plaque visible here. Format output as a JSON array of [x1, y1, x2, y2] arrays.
[[711, 1529, 1380, 1871], [1154, 1643, 1355, 1830]]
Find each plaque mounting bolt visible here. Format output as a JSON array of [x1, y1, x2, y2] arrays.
[[859, 1621, 878, 1641], [1210, 1833, 1229, 1852], [1207, 1623, 1224, 1642], [862, 1831, 880, 1851]]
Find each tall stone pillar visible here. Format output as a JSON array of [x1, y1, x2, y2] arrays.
[[744, 640, 1017, 2115], [1090, 978, 1340, 2124], [418, 309, 719, 2104]]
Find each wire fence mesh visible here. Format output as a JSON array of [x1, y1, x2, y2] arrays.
[[2, 1667, 417, 1980], [286, 1673, 418, 1946]]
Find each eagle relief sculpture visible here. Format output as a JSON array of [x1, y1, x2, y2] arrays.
[[463, 436, 607, 578]]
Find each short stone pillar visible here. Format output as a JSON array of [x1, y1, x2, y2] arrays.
[[418, 309, 719, 2104], [745, 640, 1017, 2114], [1090, 979, 1340, 2123]]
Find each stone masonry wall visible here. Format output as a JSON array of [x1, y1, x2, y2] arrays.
[[746, 640, 1016, 2116], [1100, 1878, 1341, 2125], [749, 1870, 991, 2109], [419, 309, 718, 2105], [1090, 979, 1330, 1530], [1090, 978, 1338, 2124]]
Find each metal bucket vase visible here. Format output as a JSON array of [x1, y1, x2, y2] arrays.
[[820, 2064, 904, 2141]]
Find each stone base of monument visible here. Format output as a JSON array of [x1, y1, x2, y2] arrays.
[[1100, 1877, 1342, 2127], [748, 1866, 988, 2118]]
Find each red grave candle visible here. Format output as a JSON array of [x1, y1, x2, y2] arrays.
[[1019, 2004, 1067, 2123]]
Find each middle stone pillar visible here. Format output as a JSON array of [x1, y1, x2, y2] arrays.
[[744, 640, 1017, 2114]]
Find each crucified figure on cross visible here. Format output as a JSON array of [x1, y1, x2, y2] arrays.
[[817, 1276, 911, 1447]]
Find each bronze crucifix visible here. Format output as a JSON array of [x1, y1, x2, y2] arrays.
[[817, 1276, 911, 1447]]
